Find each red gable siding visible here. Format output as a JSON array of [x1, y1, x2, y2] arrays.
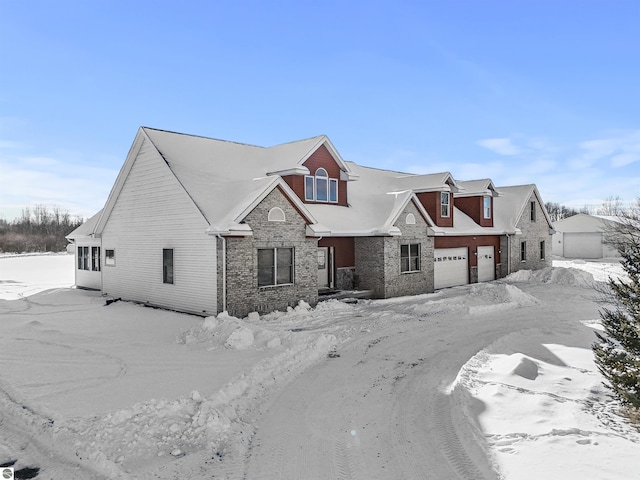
[[456, 196, 493, 227], [417, 192, 454, 227], [282, 144, 348, 206], [319, 237, 355, 268]]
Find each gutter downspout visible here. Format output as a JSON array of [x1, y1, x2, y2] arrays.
[[216, 234, 227, 313]]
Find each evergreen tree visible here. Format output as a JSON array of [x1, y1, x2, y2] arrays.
[[593, 203, 640, 410]]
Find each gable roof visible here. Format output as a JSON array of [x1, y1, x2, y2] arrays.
[[66, 209, 102, 239], [304, 162, 448, 236], [494, 184, 553, 233], [455, 179, 500, 197]]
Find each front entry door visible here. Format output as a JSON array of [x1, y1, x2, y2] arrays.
[[317, 247, 330, 288]]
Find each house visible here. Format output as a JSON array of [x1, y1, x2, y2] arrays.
[[67, 127, 553, 317], [552, 214, 620, 259]]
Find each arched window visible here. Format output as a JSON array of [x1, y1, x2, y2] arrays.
[[304, 168, 338, 203], [268, 207, 286, 222], [405, 213, 416, 225]]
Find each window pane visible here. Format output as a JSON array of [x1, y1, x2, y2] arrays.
[[277, 265, 293, 284], [304, 176, 314, 201], [441, 193, 450, 217], [105, 249, 115, 266], [92, 246, 101, 272], [277, 248, 293, 284], [316, 177, 328, 201], [400, 244, 409, 258], [410, 256, 420, 271], [163, 249, 174, 284], [258, 249, 275, 286], [277, 248, 292, 267], [484, 197, 491, 218], [401, 257, 410, 272], [410, 244, 419, 257], [329, 179, 338, 202]]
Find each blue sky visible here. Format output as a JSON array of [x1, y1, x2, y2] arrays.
[[1, 0, 639, 221]]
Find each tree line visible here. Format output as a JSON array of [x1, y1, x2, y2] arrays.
[[0, 205, 84, 253]]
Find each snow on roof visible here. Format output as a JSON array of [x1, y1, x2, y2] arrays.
[[66, 209, 103, 239], [455, 179, 500, 197], [142, 128, 329, 232]]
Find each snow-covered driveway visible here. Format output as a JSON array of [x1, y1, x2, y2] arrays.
[[244, 282, 602, 480], [1, 255, 637, 479]]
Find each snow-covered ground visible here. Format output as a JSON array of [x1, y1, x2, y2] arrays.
[[0, 254, 637, 479]]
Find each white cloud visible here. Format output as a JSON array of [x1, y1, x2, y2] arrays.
[[0, 145, 118, 221], [577, 130, 640, 168], [476, 138, 521, 156]]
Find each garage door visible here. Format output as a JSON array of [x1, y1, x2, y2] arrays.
[[477, 246, 495, 282], [434, 248, 469, 289], [563, 233, 603, 259]]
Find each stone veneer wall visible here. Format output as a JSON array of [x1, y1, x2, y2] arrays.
[[354, 201, 434, 298], [506, 193, 553, 275], [222, 188, 318, 317]]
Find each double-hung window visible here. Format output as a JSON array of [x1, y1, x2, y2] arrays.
[[91, 246, 101, 272], [78, 246, 89, 270], [304, 168, 338, 203], [400, 243, 421, 273], [258, 247, 294, 287], [105, 249, 116, 266], [441, 192, 450, 217], [530, 201, 537, 221], [483, 196, 491, 219], [520, 241, 527, 262]]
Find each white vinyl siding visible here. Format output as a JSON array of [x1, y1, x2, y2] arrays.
[[74, 238, 102, 290], [101, 138, 217, 315]]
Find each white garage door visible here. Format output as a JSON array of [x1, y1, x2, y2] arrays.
[[434, 248, 469, 289], [477, 246, 495, 282], [563, 233, 603, 259]]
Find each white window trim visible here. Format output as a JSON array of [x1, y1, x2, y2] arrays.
[[483, 196, 491, 219], [258, 247, 295, 287], [400, 243, 421, 273], [441, 192, 450, 218], [268, 207, 286, 222], [304, 168, 339, 203], [105, 249, 116, 266]]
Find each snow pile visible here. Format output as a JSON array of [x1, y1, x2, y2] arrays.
[[456, 342, 640, 480], [74, 308, 338, 471], [507, 266, 595, 287]]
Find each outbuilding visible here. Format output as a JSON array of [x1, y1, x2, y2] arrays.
[[552, 214, 620, 259]]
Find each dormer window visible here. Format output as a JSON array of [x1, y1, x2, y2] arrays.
[[304, 168, 338, 203], [441, 192, 450, 217], [483, 196, 491, 219]]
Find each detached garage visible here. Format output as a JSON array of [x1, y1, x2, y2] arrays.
[[552, 214, 620, 259]]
